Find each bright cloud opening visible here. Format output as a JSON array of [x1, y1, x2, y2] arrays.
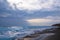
[[26, 16, 60, 26], [27, 19, 53, 26], [7, 0, 56, 11], [27, 19, 52, 23]]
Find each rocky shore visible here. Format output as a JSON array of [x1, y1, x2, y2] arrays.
[[52, 23, 60, 27]]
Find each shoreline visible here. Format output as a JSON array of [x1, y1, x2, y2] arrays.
[[15, 27, 60, 40]]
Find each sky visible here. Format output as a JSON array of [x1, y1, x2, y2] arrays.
[[0, 0, 60, 26]]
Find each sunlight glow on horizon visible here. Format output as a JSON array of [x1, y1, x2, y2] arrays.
[[26, 17, 60, 26]]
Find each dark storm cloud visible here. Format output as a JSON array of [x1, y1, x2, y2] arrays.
[[0, 0, 29, 26], [0, 0, 60, 26]]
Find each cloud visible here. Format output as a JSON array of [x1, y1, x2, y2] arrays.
[[0, 13, 12, 17], [0, 0, 4, 2], [0, 0, 60, 26], [0, 17, 29, 27], [26, 16, 60, 26], [0, 0, 9, 10], [45, 16, 60, 20], [7, 0, 60, 11], [27, 19, 52, 23]]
